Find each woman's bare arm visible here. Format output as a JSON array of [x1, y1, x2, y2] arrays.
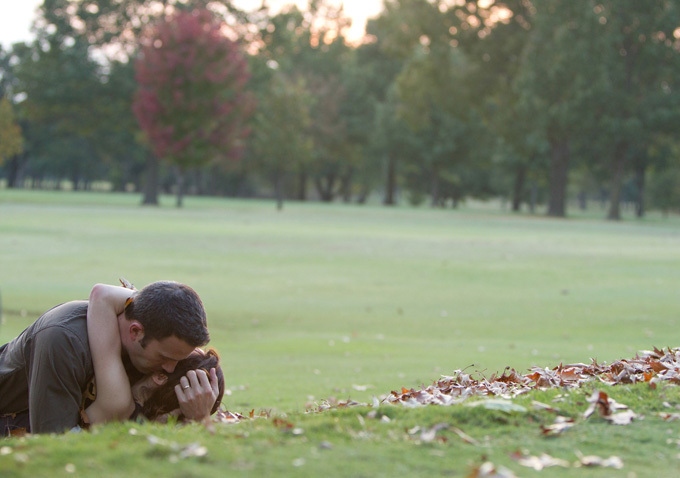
[[84, 283, 136, 424]]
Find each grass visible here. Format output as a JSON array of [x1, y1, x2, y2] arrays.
[[1, 189, 680, 475]]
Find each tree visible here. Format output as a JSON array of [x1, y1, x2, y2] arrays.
[[98, 60, 149, 193], [354, 20, 404, 205], [14, 36, 107, 189], [0, 45, 26, 182], [39, 0, 229, 57], [647, 136, 680, 216], [252, 2, 356, 202], [250, 73, 313, 210], [0, 97, 23, 166], [451, 1, 539, 212], [133, 8, 254, 207], [593, 0, 680, 220], [514, 0, 607, 217]]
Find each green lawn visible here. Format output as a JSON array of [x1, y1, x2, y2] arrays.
[[1, 189, 680, 476]]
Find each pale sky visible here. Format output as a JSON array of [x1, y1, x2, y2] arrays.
[[0, 0, 384, 49]]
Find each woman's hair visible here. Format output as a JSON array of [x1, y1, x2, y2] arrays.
[[141, 348, 225, 421]]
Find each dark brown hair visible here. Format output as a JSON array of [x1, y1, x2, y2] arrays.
[[141, 348, 225, 421], [125, 281, 209, 347]]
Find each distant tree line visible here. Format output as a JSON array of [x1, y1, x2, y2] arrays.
[[1, 0, 680, 217]]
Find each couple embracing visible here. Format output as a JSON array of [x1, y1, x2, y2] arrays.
[[0, 280, 225, 436]]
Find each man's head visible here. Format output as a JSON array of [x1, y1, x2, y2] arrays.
[[121, 281, 209, 374]]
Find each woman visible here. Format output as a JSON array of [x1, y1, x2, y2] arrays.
[[137, 348, 224, 422], [82, 282, 224, 426]]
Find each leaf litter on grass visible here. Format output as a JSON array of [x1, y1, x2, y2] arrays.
[[385, 346, 680, 407], [302, 347, 680, 475], [156, 347, 680, 475]]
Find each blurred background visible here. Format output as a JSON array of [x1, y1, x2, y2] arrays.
[[1, 1, 680, 217], [1, 1, 680, 413]]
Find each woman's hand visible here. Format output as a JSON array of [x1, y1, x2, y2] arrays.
[[174, 368, 219, 422]]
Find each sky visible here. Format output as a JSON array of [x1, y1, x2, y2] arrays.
[[0, 0, 384, 49]]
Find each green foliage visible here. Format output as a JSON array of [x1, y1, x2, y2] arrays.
[[648, 166, 680, 215], [6, 0, 680, 216], [12, 37, 108, 188], [0, 98, 23, 165], [39, 0, 221, 57], [250, 73, 313, 209]]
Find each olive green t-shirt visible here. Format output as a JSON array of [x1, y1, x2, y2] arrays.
[[0, 301, 94, 434]]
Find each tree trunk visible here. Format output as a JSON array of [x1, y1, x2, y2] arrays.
[[296, 170, 308, 201], [511, 165, 526, 212], [578, 191, 587, 210], [142, 152, 159, 206], [274, 172, 284, 211], [430, 168, 440, 208], [175, 168, 185, 208], [547, 139, 570, 217], [6, 153, 25, 188], [529, 181, 537, 214], [71, 169, 81, 191], [607, 140, 628, 221], [634, 163, 646, 218], [314, 174, 336, 202], [357, 184, 370, 204], [383, 154, 396, 206], [340, 171, 353, 203]]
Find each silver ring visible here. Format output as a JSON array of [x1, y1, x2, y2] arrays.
[[183, 385, 190, 390]]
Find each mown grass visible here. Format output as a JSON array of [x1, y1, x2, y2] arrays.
[[1, 189, 680, 475], [2, 383, 680, 476]]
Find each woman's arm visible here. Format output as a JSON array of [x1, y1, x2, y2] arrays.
[[84, 283, 136, 424]]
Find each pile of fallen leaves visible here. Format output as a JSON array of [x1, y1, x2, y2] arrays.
[[208, 348, 680, 476], [387, 346, 680, 408]]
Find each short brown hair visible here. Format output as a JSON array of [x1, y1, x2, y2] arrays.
[[125, 281, 209, 347]]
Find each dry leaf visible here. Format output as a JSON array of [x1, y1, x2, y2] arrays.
[[388, 348, 680, 408], [451, 426, 480, 445], [214, 410, 246, 423], [574, 452, 624, 469], [467, 462, 518, 478], [531, 400, 559, 413], [541, 416, 576, 436], [583, 390, 636, 424], [418, 423, 448, 443], [119, 277, 136, 290], [605, 410, 638, 425], [466, 399, 527, 413], [511, 452, 570, 470], [179, 443, 208, 459], [658, 412, 680, 421]]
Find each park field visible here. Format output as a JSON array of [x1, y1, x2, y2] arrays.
[[1, 189, 680, 476]]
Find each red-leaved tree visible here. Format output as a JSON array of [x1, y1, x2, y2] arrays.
[[133, 8, 253, 207]]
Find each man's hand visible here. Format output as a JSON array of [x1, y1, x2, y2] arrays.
[[174, 368, 219, 422]]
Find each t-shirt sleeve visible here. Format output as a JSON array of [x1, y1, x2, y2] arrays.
[[28, 325, 90, 434]]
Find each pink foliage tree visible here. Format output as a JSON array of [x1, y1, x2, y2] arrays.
[[133, 8, 253, 206]]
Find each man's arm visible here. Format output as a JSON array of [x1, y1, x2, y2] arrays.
[[28, 325, 90, 434]]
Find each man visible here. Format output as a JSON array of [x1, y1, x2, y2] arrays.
[[0, 280, 211, 435]]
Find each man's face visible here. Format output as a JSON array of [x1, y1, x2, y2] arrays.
[[127, 334, 195, 375]]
